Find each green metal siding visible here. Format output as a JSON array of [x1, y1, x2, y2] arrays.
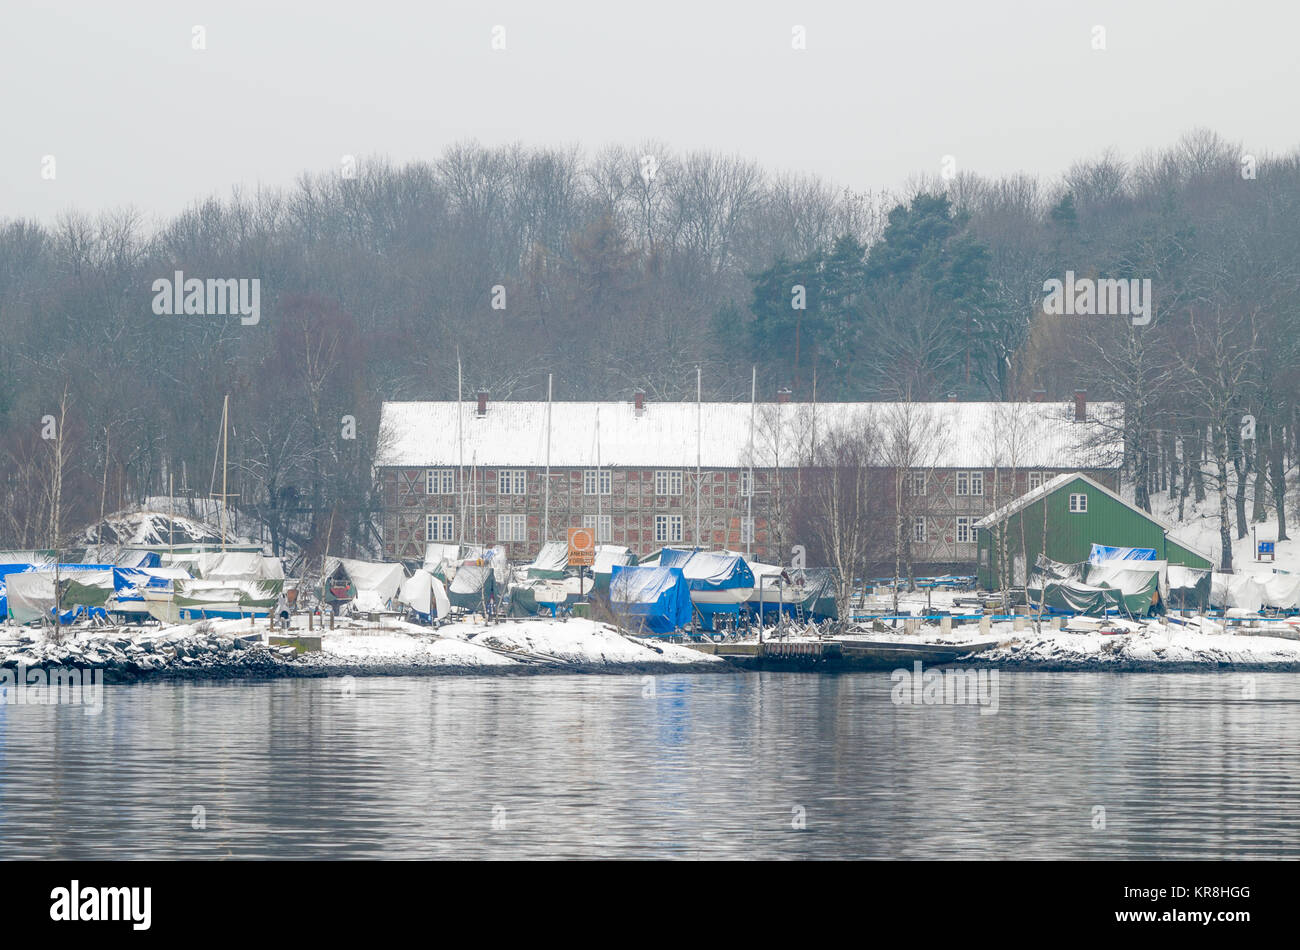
[[1165, 538, 1213, 571], [978, 477, 1211, 588]]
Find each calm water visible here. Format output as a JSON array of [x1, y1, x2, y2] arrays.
[[2, 671, 1299, 859]]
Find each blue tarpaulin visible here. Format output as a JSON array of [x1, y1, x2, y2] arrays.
[[658, 549, 754, 630], [610, 565, 692, 634], [1089, 544, 1158, 564]]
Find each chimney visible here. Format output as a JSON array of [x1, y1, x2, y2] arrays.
[[1032, 388, 1046, 403], [947, 392, 958, 403], [634, 389, 645, 414], [1073, 390, 1087, 422], [476, 390, 489, 416], [776, 387, 792, 404]]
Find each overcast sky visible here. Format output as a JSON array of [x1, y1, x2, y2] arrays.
[[3, 0, 1297, 226]]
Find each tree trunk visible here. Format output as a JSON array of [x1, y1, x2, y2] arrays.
[[1271, 421, 1289, 541], [1216, 426, 1233, 571]]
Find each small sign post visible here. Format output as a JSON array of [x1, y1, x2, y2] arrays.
[[568, 527, 595, 598]]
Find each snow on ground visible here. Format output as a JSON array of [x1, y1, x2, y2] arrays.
[[948, 616, 1300, 666], [316, 632, 514, 667], [446, 617, 722, 666], [8, 615, 722, 672]]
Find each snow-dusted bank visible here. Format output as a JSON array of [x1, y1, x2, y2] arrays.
[[0, 617, 728, 683], [910, 616, 1300, 672], [8, 613, 1300, 681]]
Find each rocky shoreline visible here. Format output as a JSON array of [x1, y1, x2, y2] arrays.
[[8, 618, 1300, 684], [0, 623, 731, 684]]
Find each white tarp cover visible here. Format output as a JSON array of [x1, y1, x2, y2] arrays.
[[324, 557, 406, 603], [487, 544, 509, 585], [1086, 560, 1169, 603], [1261, 573, 1300, 609], [592, 545, 635, 574], [1168, 565, 1210, 590], [191, 552, 285, 580], [4, 571, 56, 624], [423, 542, 462, 574], [526, 541, 569, 576], [0, 551, 56, 567], [423, 543, 489, 577], [397, 569, 450, 619], [1210, 573, 1267, 612]]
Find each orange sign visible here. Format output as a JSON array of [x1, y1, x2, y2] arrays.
[[567, 527, 595, 566]]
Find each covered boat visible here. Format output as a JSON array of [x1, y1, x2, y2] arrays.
[[447, 563, 496, 611], [609, 565, 692, 634], [525, 541, 569, 580], [144, 578, 285, 623], [591, 545, 636, 594], [322, 557, 406, 610], [658, 548, 755, 630], [396, 568, 451, 622], [2, 564, 115, 624], [509, 576, 584, 617]]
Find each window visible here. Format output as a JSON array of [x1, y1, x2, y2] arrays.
[[583, 513, 612, 543], [498, 470, 526, 495], [956, 516, 972, 543], [655, 514, 683, 543], [910, 517, 926, 543], [1069, 492, 1088, 513], [583, 469, 612, 495], [655, 470, 683, 496], [740, 517, 754, 544], [426, 514, 454, 541], [426, 468, 455, 494], [956, 470, 984, 496], [497, 513, 526, 542], [1028, 471, 1045, 491], [740, 470, 753, 498], [907, 471, 927, 496]]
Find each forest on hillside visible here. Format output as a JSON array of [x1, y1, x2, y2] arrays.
[[3, 128, 1299, 568]]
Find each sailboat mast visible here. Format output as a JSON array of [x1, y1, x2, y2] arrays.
[[596, 407, 601, 535], [221, 393, 229, 552], [457, 352, 464, 547], [544, 373, 552, 542], [696, 365, 702, 548], [747, 367, 755, 558]]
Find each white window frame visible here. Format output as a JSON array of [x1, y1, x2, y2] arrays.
[[498, 469, 526, 495], [1069, 492, 1088, 513], [739, 471, 753, 498], [497, 513, 526, 542], [426, 468, 455, 494], [1028, 471, 1045, 491], [957, 470, 984, 497], [740, 516, 754, 544], [912, 516, 926, 543], [655, 470, 683, 496], [426, 513, 455, 542], [907, 470, 926, 496], [583, 513, 612, 543], [655, 514, 683, 543], [955, 516, 972, 544], [584, 469, 612, 495]]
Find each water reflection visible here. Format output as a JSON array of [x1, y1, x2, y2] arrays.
[[1, 672, 1298, 858]]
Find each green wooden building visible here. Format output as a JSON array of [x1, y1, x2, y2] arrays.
[[975, 472, 1213, 589]]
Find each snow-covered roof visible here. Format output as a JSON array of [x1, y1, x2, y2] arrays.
[[975, 471, 1215, 564], [377, 400, 1123, 470]]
